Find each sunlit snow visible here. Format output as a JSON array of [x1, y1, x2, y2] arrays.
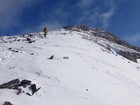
[[0, 29, 140, 105]]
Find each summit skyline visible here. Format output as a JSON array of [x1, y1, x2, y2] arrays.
[[0, 0, 140, 46]]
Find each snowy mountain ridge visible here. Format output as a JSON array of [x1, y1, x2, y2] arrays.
[[1, 25, 139, 62], [0, 26, 140, 105], [63, 25, 140, 62], [64, 25, 140, 51]]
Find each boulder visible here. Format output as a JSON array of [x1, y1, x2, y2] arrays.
[[63, 56, 69, 59], [48, 55, 54, 60], [18, 79, 31, 87], [0, 79, 20, 89], [3, 101, 13, 105], [0, 79, 41, 96]]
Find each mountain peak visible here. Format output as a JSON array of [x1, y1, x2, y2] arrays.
[[63, 25, 90, 30], [1, 27, 140, 105]]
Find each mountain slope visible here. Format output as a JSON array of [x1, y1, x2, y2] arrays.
[[63, 25, 140, 62], [0, 28, 140, 105]]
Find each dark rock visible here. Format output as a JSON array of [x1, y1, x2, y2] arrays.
[[0, 79, 41, 96], [26, 38, 34, 43], [26, 92, 32, 96], [26, 37, 35, 43], [105, 45, 111, 51], [0, 79, 20, 89], [3, 101, 13, 105], [8, 48, 18, 53], [30, 84, 37, 95], [12, 50, 18, 53], [17, 39, 20, 41], [29, 34, 34, 38], [18, 80, 31, 87], [48, 55, 54, 60], [63, 25, 90, 31], [26, 38, 31, 42], [28, 41, 32, 43], [29, 84, 41, 95], [63, 56, 69, 59], [30, 53, 34, 55], [8, 48, 12, 50], [118, 51, 140, 63], [28, 40, 35, 43]]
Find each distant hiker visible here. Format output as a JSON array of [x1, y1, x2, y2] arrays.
[[43, 27, 48, 37]]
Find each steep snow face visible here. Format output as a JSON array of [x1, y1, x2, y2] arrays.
[[0, 29, 140, 105]]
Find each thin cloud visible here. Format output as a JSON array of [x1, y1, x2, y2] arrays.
[[41, 0, 116, 29], [125, 34, 140, 44], [0, 0, 42, 29], [101, 0, 116, 28], [78, 0, 94, 8], [72, 0, 116, 28], [0, 0, 117, 35]]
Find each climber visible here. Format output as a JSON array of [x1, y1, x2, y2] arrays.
[[43, 27, 48, 37]]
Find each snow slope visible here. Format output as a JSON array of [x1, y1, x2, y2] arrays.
[[0, 29, 140, 105]]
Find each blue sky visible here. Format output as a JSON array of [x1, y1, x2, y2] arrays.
[[0, 0, 140, 46]]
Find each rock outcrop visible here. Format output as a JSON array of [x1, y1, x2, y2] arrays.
[[118, 51, 140, 62], [3, 101, 13, 105], [0, 79, 41, 96]]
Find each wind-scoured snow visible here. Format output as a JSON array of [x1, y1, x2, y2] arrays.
[[0, 29, 140, 105]]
